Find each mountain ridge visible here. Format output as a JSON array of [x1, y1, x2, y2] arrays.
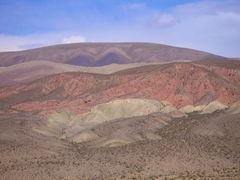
[[0, 61, 239, 114], [0, 42, 225, 67]]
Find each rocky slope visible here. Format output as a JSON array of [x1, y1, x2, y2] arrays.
[[0, 60, 151, 87], [0, 62, 239, 115]]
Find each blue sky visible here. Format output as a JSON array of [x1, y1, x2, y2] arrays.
[[0, 0, 240, 57]]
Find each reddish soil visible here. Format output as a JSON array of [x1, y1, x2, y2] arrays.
[[0, 62, 239, 114]]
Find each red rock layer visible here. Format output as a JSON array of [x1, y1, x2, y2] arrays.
[[1, 63, 239, 114]]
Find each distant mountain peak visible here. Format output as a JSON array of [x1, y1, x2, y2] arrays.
[[0, 42, 224, 67]]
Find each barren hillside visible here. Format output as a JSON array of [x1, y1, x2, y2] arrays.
[[0, 43, 225, 67]]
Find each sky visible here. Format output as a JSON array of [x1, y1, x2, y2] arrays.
[[0, 0, 240, 57]]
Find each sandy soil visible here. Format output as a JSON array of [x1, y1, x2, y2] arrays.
[[0, 111, 239, 179]]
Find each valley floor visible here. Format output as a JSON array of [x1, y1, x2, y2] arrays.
[[0, 111, 240, 179]]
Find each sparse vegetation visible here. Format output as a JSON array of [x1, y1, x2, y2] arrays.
[[0, 111, 239, 179]]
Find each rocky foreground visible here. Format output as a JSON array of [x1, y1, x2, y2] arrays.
[[0, 109, 240, 179]]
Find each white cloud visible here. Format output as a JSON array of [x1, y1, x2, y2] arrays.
[[0, 35, 23, 51], [122, 3, 146, 10], [0, 33, 86, 52], [153, 14, 177, 27], [62, 35, 86, 44], [144, 0, 240, 57], [175, 0, 240, 15], [217, 11, 240, 22]]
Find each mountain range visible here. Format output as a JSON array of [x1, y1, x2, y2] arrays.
[[0, 43, 239, 179]]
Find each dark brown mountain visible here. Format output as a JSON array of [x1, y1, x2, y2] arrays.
[[0, 42, 225, 67]]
